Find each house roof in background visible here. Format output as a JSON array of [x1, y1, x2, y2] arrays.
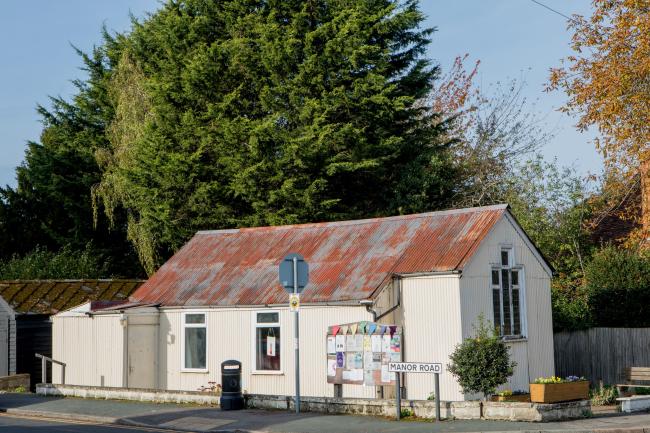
[[0, 279, 145, 314], [132, 205, 510, 307]]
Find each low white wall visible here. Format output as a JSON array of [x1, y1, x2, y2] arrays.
[[36, 384, 591, 422]]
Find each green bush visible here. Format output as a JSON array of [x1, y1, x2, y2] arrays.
[[0, 244, 108, 280], [584, 247, 650, 327], [447, 315, 516, 400], [551, 279, 592, 331]]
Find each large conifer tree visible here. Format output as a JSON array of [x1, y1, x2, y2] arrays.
[[93, 0, 456, 273], [95, 0, 452, 272]]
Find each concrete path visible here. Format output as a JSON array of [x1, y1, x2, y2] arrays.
[[0, 393, 649, 433]]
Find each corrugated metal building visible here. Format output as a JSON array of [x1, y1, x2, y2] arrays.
[[52, 205, 555, 401], [0, 280, 143, 389]]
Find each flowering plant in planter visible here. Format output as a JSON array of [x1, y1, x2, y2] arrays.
[[530, 376, 588, 403], [533, 376, 586, 384]]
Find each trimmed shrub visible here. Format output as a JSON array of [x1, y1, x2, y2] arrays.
[[447, 315, 516, 400]]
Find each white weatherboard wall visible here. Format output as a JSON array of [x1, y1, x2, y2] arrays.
[[459, 215, 555, 393], [52, 314, 126, 387], [158, 306, 374, 398], [400, 275, 464, 401], [53, 305, 374, 398]]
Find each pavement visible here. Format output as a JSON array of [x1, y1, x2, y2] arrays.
[[0, 413, 167, 432], [0, 393, 649, 433]]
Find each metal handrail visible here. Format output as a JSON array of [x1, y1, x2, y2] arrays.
[[35, 353, 66, 385]]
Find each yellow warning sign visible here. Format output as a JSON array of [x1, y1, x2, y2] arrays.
[[289, 293, 300, 312]]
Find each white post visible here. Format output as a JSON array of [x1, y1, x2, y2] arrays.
[[41, 357, 47, 385]]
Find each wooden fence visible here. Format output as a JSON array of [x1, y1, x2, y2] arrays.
[[554, 328, 650, 386]]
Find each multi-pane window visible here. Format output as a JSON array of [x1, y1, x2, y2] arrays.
[[255, 312, 281, 371], [492, 249, 523, 338], [183, 313, 207, 370]]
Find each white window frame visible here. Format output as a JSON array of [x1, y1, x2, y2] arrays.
[[251, 310, 283, 375], [491, 246, 527, 339], [181, 311, 208, 373]]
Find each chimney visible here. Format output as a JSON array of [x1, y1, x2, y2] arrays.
[[642, 160, 650, 243]]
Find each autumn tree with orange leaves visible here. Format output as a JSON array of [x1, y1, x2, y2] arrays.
[[549, 0, 650, 245]]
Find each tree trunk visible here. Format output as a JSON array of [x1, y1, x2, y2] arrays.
[[642, 160, 649, 247]]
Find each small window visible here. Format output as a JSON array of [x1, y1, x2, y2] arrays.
[[501, 250, 510, 266], [184, 313, 207, 370], [255, 311, 281, 371], [491, 269, 500, 285]]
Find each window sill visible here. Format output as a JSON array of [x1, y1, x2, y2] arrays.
[[251, 370, 284, 375], [501, 336, 527, 343], [181, 368, 209, 374]]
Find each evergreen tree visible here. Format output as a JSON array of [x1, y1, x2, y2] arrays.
[[94, 0, 457, 273], [0, 38, 144, 277]]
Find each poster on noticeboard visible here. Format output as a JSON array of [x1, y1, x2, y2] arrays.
[[326, 321, 402, 386]]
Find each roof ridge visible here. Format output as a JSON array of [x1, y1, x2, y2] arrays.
[[197, 204, 509, 235], [0, 279, 145, 283]]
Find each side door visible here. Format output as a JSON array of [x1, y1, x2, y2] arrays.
[[127, 323, 157, 389]]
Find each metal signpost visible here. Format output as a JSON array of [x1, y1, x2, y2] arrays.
[[388, 362, 443, 421], [279, 253, 308, 414]]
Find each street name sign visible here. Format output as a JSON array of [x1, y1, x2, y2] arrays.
[[388, 362, 442, 373], [390, 361, 443, 421]]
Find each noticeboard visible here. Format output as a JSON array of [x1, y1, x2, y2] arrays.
[[326, 321, 402, 386]]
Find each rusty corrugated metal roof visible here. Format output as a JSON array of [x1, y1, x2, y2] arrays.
[[132, 205, 509, 307], [0, 280, 145, 314]]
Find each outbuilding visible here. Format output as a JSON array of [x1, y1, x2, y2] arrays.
[[52, 205, 555, 401], [0, 280, 143, 389]]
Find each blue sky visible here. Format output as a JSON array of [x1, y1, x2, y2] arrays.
[[0, 0, 600, 187]]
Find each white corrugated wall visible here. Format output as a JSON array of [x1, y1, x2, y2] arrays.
[[400, 275, 465, 401], [158, 305, 376, 398], [459, 215, 555, 394], [52, 314, 125, 387]]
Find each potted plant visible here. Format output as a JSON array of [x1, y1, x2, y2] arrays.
[[491, 389, 530, 402], [530, 376, 589, 403]]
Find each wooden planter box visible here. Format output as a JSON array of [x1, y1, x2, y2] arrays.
[[530, 381, 589, 403], [491, 393, 531, 402]]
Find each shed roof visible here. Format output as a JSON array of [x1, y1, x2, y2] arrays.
[[0, 280, 144, 314], [132, 205, 511, 307]]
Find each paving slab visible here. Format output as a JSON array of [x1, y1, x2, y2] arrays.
[[0, 393, 649, 433]]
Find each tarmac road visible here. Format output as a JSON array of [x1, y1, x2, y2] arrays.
[[0, 413, 180, 433]]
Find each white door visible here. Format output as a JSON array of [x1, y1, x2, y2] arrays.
[[127, 324, 157, 389]]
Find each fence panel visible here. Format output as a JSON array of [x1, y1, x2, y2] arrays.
[[554, 328, 650, 385]]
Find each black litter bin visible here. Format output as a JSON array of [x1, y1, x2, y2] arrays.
[[220, 360, 244, 410]]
